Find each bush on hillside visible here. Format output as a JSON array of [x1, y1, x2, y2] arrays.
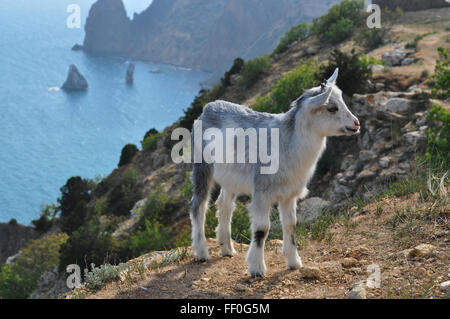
[[178, 89, 212, 131], [58, 222, 120, 274], [0, 233, 68, 299], [432, 47, 450, 99], [423, 104, 450, 171], [319, 49, 372, 96], [221, 57, 245, 86], [105, 168, 141, 217], [238, 56, 272, 89], [118, 144, 138, 167], [129, 218, 173, 257], [31, 203, 58, 233], [141, 131, 162, 151], [311, 0, 365, 44], [254, 62, 319, 113], [273, 23, 311, 54], [355, 8, 402, 50], [58, 176, 92, 234]]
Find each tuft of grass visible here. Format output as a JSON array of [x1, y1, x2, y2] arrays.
[[83, 263, 128, 291]]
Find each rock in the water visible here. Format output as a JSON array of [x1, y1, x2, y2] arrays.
[[297, 197, 330, 224], [62, 64, 88, 91], [348, 282, 367, 299], [126, 62, 135, 84], [71, 44, 83, 51]]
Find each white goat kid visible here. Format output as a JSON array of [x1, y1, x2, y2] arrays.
[[189, 68, 360, 277]]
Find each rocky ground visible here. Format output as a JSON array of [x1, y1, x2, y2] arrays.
[[65, 191, 449, 299]]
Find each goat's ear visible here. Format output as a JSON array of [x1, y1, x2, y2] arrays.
[[306, 86, 332, 108], [327, 68, 339, 85]]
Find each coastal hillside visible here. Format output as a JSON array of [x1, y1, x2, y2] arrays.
[[81, 0, 340, 76], [1, 1, 449, 299]]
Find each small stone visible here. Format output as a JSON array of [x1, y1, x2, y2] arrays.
[[409, 244, 437, 258], [300, 266, 322, 280], [348, 282, 366, 299], [342, 257, 359, 268], [297, 197, 331, 224], [379, 156, 391, 168], [440, 281, 450, 292]]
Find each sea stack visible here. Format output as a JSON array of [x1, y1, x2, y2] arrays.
[[126, 63, 135, 84], [61, 64, 88, 91]]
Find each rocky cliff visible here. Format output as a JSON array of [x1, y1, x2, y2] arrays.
[[0, 222, 38, 264], [373, 0, 450, 11], [82, 0, 340, 74]]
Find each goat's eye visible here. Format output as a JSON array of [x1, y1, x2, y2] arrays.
[[327, 106, 338, 113]]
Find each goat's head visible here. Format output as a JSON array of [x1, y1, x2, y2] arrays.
[[296, 68, 360, 137]]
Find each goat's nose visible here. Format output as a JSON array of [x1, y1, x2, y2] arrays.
[[354, 119, 360, 127]]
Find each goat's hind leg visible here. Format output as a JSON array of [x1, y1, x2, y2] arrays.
[[190, 163, 214, 261], [279, 198, 302, 269], [246, 196, 271, 277], [216, 189, 236, 257]]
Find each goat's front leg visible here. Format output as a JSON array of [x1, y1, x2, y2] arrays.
[[216, 189, 236, 257], [279, 198, 303, 269], [246, 197, 271, 277]]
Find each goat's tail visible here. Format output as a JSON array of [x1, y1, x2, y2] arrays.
[[190, 163, 214, 216], [190, 162, 214, 260]]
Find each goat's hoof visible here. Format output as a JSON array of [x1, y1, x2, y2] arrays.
[[221, 248, 237, 258], [250, 272, 264, 278], [287, 261, 303, 270]]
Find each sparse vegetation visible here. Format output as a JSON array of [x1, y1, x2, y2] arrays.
[[311, 0, 365, 44], [254, 62, 319, 113], [0, 233, 68, 298], [273, 23, 311, 54], [118, 144, 138, 167], [238, 56, 272, 89], [319, 49, 372, 96], [432, 47, 450, 99]]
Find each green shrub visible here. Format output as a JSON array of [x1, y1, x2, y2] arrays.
[[129, 218, 173, 256], [311, 0, 365, 44], [181, 171, 193, 198], [356, 27, 384, 50], [141, 132, 162, 151], [106, 168, 141, 217], [423, 104, 450, 171], [326, 17, 355, 45], [0, 233, 68, 299], [58, 177, 92, 234], [432, 47, 450, 99], [274, 23, 310, 54], [405, 33, 431, 50], [319, 49, 372, 96], [140, 187, 181, 226], [178, 90, 211, 130], [221, 57, 245, 86], [60, 200, 89, 235], [31, 204, 58, 233], [59, 222, 120, 273], [118, 144, 138, 167], [83, 263, 128, 291], [239, 56, 272, 89], [355, 7, 402, 50], [254, 62, 319, 113]]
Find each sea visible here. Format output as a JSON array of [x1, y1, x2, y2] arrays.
[[0, 0, 208, 224]]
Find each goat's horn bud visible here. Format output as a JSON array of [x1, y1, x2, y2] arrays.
[[327, 68, 339, 84]]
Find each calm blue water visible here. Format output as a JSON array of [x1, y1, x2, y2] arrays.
[[0, 0, 208, 224]]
